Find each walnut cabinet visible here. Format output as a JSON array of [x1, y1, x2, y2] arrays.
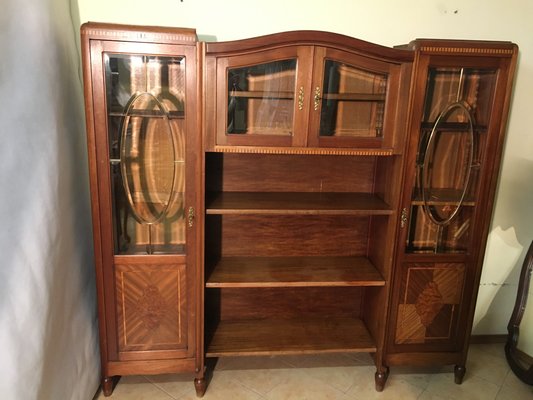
[[81, 23, 518, 397], [386, 40, 518, 383], [81, 23, 203, 396]]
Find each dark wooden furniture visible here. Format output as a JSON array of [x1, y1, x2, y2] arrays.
[[202, 32, 413, 393], [506, 240, 533, 385], [385, 39, 518, 389], [81, 23, 203, 396], [81, 24, 518, 397]]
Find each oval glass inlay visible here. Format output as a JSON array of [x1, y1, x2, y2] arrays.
[[421, 102, 474, 225], [120, 92, 176, 225]]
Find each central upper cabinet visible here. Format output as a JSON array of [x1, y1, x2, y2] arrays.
[[203, 32, 413, 153]]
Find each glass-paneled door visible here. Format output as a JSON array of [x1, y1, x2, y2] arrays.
[[390, 54, 507, 353], [405, 67, 497, 254], [215, 47, 313, 147], [308, 47, 402, 149], [105, 54, 187, 255], [88, 39, 199, 360]]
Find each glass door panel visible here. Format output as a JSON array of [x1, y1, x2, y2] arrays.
[[227, 59, 297, 136], [319, 60, 387, 138], [406, 68, 497, 253], [105, 54, 186, 255]]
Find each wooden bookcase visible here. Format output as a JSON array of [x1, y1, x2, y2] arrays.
[[202, 32, 413, 392], [81, 24, 518, 397]]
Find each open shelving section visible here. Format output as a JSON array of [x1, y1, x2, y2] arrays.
[[203, 149, 401, 358], [200, 30, 423, 392], [206, 318, 376, 357]]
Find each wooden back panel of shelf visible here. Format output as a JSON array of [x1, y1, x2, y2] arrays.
[[205, 152, 379, 193]]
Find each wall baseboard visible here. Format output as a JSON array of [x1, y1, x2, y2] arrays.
[[470, 334, 507, 344]]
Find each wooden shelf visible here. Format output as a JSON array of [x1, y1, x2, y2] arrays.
[[322, 93, 386, 101], [321, 128, 382, 138], [230, 90, 294, 99], [411, 189, 475, 206], [206, 317, 376, 357], [229, 127, 292, 136], [206, 256, 385, 288], [420, 121, 487, 132], [205, 192, 393, 215], [108, 108, 185, 119], [116, 243, 186, 256]]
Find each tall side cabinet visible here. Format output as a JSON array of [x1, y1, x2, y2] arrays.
[[81, 23, 518, 397], [385, 40, 518, 383], [81, 23, 203, 396]]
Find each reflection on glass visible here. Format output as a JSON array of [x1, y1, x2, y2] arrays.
[[319, 60, 387, 138], [227, 59, 296, 135], [105, 54, 186, 255], [407, 68, 497, 253]]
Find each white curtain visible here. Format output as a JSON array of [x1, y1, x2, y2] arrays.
[[0, 0, 100, 399]]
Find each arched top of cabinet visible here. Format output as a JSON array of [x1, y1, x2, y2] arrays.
[[81, 22, 198, 45], [204, 31, 414, 63]]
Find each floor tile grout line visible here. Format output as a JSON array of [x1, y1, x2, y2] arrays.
[[135, 376, 179, 400], [143, 375, 196, 400], [343, 380, 356, 395], [296, 365, 359, 397], [214, 359, 311, 398], [466, 365, 513, 388], [231, 378, 269, 399], [148, 380, 183, 400]]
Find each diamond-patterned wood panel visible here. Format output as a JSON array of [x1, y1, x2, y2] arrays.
[[115, 263, 187, 353], [395, 263, 465, 345]]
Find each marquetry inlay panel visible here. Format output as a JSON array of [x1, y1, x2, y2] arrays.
[[395, 263, 465, 345], [115, 263, 187, 352]]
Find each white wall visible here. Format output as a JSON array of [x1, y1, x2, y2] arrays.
[[0, 0, 100, 399], [77, 0, 533, 352]]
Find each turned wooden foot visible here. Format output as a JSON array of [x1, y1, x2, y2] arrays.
[[194, 377, 207, 397], [375, 367, 390, 392], [454, 365, 466, 384], [101, 376, 119, 397]]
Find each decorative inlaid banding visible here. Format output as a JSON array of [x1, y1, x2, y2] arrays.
[[84, 29, 196, 43], [213, 145, 394, 156], [420, 46, 514, 55]]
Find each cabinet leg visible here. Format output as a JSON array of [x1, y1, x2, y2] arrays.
[[101, 376, 119, 397], [194, 377, 207, 398], [454, 365, 466, 384], [375, 367, 390, 392]]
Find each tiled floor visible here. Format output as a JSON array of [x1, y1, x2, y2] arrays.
[[94, 344, 533, 399]]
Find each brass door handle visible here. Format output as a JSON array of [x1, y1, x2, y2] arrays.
[[400, 208, 408, 228], [314, 87, 321, 111], [298, 86, 304, 110], [188, 207, 195, 227]]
